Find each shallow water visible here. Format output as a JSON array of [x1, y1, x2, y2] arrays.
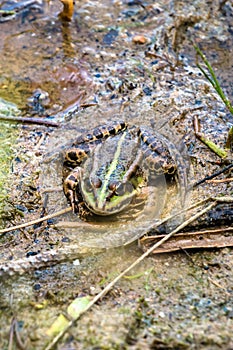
[[0, 0, 232, 349]]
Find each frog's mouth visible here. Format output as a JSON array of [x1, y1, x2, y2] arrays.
[[83, 185, 138, 216]]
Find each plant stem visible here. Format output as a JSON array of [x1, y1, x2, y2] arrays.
[[226, 126, 233, 150], [194, 45, 233, 115]]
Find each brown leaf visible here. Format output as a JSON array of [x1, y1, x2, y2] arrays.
[[139, 227, 233, 253]]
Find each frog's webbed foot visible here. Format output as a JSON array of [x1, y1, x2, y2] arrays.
[[63, 167, 82, 213]]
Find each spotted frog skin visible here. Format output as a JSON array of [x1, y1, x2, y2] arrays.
[[63, 121, 177, 218]]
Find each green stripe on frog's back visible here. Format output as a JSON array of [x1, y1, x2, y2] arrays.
[[97, 130, 128, 204]]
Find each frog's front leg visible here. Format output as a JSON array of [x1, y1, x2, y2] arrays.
[[63, 167, 82, 213], [64, 147, 88, 167], [63, 145, 90, 213]]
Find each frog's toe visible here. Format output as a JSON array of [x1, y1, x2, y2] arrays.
[[64, 188, 75, 211]]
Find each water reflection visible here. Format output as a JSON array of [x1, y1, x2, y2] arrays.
[[0, 0, 88, 111]]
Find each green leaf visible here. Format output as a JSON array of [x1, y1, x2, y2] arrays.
[[67, 296, 91, 318], [46, 296, 91, 337]]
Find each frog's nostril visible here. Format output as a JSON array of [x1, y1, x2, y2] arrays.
[[92, 178, 102, 189]]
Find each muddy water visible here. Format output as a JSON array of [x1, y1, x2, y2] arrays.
[[0, 0, 233, 349], [0, 1, 92, 109]]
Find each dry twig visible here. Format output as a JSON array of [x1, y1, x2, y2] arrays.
[[0, 114, 59, 127], [0, 207, 72, 236]]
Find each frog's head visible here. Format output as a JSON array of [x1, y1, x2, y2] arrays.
[[79, 131, 142, 216], [80, 170, 137, 216]]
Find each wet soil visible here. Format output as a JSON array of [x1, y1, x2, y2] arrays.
[[0, 0, 233, 349]]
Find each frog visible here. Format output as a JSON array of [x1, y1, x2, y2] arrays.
[[62, 120, 179, 219]]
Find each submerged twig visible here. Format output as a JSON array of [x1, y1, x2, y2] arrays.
[[8, 318, 15, 350], [8, 318, 27, 350], [0, 207, 72, 236]]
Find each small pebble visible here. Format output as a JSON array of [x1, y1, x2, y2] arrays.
[[132, 35, 148, 44], [73, 259, 80, 266]]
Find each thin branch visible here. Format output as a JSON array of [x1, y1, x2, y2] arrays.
[[0, 207, 72, 236], [208, 178, 233, 184], [0, 114, 59, 127], [140, 226, 233, 253], [8, 318, 15, 350], [193, 163, 233, 187], [212, 195, 233, 203]]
